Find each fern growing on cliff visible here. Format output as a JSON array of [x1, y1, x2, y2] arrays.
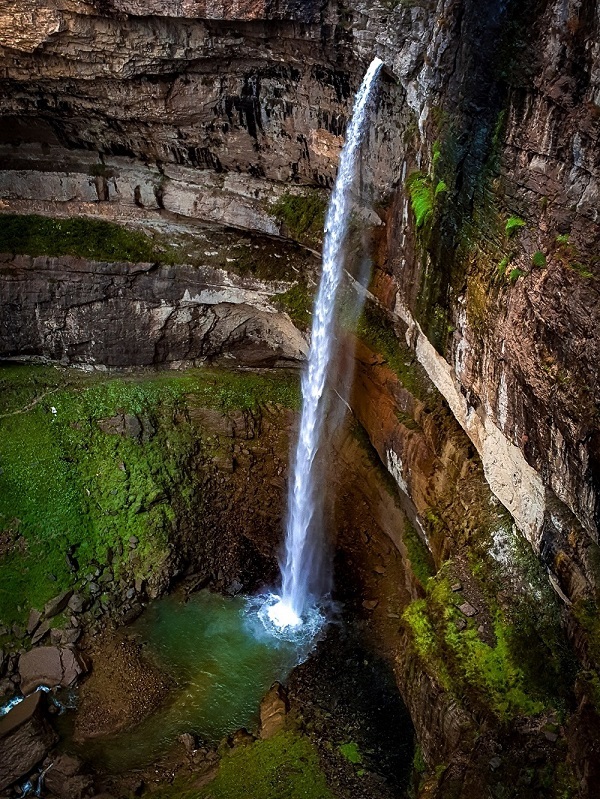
[[505, 216, 526, 237], [406, 172, 434, 229]]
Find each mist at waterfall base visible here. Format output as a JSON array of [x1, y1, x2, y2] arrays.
[[252, 57, 384, 646]]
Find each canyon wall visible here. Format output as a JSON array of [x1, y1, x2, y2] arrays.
[[1, 0, 599, 795]]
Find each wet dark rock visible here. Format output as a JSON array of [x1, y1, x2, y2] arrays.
[[44, 591, 74, 619], [18, 646, 86, 695], [12, 624, 25, 640], [226, 579, 243, 596], [179, 732, 198, 755], [98, 414, 142, 441], [0, 691, 58, 791], [99, 570, 113, 585], [362, 599, 379, 611], [229, 727, 255, 747], [65, 553, 79, 573], [67, 595, 86, 615], [120, 604, 143, 625], [458, 602, 478, 617], [43, 753, 94, 799]]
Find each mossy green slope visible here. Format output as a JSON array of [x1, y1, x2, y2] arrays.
[[149, 732, 335, 799], [0, 365, 299, 626]]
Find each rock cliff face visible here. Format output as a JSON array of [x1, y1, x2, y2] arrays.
[[1, 0, 599, 796], [0, 251, 308, 366]]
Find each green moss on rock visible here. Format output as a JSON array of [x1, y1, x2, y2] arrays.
[[403, 535, 574, 722], [356, 303, 437, 405], [270, 192, 327, 249], [0, 365, 299, 625], [0, 214, 180, 264], [150, 732, 334, 799], [505, 216, 526, 237], [402, 520, 436, 587], [270, 282, 313, 329], [406, 172, 435, 229]]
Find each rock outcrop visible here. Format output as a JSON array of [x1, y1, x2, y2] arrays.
[[19, 646, 86, 695], [0, 691, 58, 790], [258, 682, 288, 739], [0, 252, 308, 367]]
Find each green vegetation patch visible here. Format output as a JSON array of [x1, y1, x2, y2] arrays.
[[403, 559, 571, 720], [208, 732, 335, 799], [150, 732, 334, 799], [568, 261, 594, 279], [497, 255, 512, 278], [434, 180, 448, 197], [532, 251, 547, 268], [505, 216, 526, 237], [270, 191, 327, 249], [0, 365, 299, 625], [338, 741, 362, 765], [402, 520, 436, 587], [0, 214, 179, 264], [270, 282, 314, 329], [509, 267, 525, 283], [406, 172, 434, 229]]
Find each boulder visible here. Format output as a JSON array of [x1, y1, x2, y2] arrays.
[[0, 691, 58, 790], [32, 620, 51, 645], [458, 602, 478, 617], [27, 609, 42, 635], [44, 591, 74, 619], [259, 682, 288, 740], [18, 647, 86, 695], [44, 753, 93, 799], [67, 594, 86, 614]]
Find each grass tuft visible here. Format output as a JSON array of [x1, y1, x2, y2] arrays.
[[505, 216, 526, 237]]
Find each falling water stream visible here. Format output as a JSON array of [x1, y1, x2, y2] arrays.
[[263, 57, 384, 631]]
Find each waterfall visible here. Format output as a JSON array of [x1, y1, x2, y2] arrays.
[[266, 57, 384, 629]]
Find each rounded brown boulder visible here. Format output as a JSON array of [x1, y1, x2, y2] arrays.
[[18, 646, 86, 695]]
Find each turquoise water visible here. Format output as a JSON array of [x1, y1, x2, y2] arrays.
[[78, 590, 306, 772]]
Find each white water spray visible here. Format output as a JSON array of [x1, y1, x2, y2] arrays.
[[266, 57, 384, 630]]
